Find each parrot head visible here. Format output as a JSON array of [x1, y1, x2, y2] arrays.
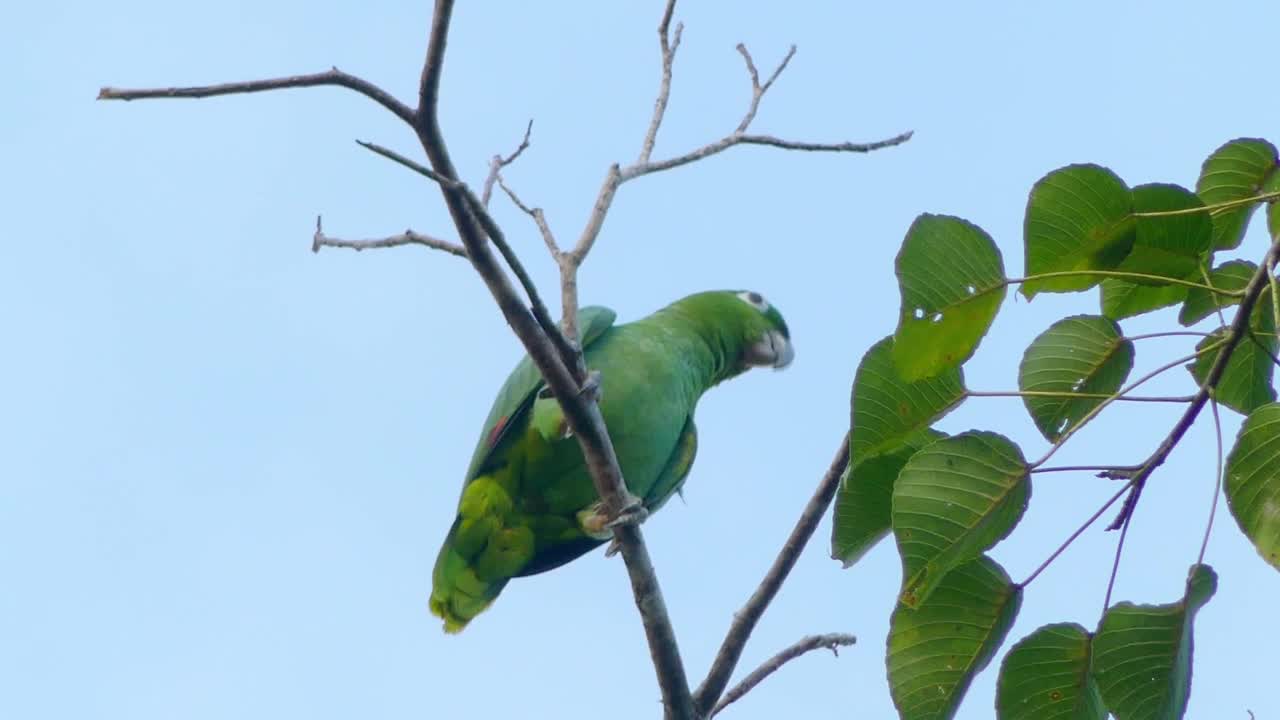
[[665, 289, 793, 375], [733, 290, 794, 370]]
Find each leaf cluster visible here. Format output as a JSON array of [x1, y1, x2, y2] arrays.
[[833, 138, 1280, 719]]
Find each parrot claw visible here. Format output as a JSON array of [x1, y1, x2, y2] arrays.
[[578, 370, 603, 402], [604, 539, 621, 557], [605, 494, 648, 529], [578, 493, 647, 539]]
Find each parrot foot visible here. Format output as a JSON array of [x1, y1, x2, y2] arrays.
[[578, 370, 603, 402], [604, 538, 621, 557], [604, 500, 649, 529], [577, 493, 648, 540]]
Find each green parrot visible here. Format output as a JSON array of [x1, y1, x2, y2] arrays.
[[429, 290, 794, 632]]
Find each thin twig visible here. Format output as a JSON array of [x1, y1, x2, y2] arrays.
[[311, 216, 466, 257], [356, 140, 458, 188], [733, 44, 796, 133], [570, 16, 912, 279], [709, 633, 856, 718], [1020, 482, 1133, 588], [1198, 396, 1224, 565], [98, 68, 417, 127], [498, 177, 560, 256], [695, 436, 850, 717], [481, 119, 534, 207], [622, 131, 915, 181], [637, 0, 683, 165]]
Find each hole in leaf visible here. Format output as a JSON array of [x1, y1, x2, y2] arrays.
[[914, 307, 925, 319], [931, 313, 943, 323], [966, 285, 976, 295]]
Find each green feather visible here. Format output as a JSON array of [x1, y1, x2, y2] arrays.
[[430, 291, 791, 632]]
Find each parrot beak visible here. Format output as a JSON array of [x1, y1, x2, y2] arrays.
[[746, 329, 795, 370]]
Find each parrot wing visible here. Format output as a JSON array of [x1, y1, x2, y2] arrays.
[[461, 306, 616, 484], [514, 416, 698, 577]]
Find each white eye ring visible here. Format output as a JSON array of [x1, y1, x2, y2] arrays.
[[737, 290, 770, 312]]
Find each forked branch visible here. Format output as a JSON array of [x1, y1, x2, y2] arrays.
[[695, 435, 851, 716], [709, 632, 857, 718], [99, 2, 906, 717]]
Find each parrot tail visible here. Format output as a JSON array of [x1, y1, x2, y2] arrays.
[[430, 475, 536, 633]]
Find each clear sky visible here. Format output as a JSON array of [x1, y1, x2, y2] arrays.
[[5, 2, 1279, 718]]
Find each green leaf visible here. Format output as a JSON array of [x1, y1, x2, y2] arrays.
[[1100, 279, 1186, 321], [1022, 164, 1135, 298], [1093, 564, 1218, 720], [833, 429, 943, 568], [1124, 184, 1213, 279], [850, 336, 965, 461], [888, 556, 1022, 720], [1018, 315, 1134, 442], [893, 431, 1029, 608], [1195, 138, 1279, 250], [1179, 260, 1255, 326], [1099, 184, 1213, 320], [1224, 402, 1280, 570], [996, 623, 1105, 720], [893, 214, 1008, 380], [1266, 170, 1280, 240], [1186, 292, 1276, 415]]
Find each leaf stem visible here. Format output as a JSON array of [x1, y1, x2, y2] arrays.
[[1031, 464, 1143, 476], [1006, 271, 1243, 296], [967, 390, 1193, 403], [1132, 189, 1280, 218], [1124, 331, 1211, 342], [1197, 396, 1224, 566], [1030, 339, 1227, 468], [1020, 482, 1133, 588]]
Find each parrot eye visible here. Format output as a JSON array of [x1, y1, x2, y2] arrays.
[[737, 290, 770, 312]]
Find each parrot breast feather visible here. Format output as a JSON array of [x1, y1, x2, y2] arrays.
[[461, 306, 617, 485]]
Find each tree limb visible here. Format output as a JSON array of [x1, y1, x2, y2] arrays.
[[481, 120, 534, 207], [413, 3, 696, 717], [568, 23, 913, 279], [311, 216, 466, 257], [100, 4, 907, 717], [694, 435, 851, 716], [99, 68, 417, 127], [709, 633, 857, 718], [1106, 238, 1280, 531]]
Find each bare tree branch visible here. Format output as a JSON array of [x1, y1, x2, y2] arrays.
[[498, 177, 560, 256], [734, 44, 795, 133], [637, 0, 684, 165], [569, 24, 912, 284], [413, 3, 695, 717], [626, 131, 915, 180], [312, 216, 466, 257], [356, 140, 458, 187], [1106, 238, 1280, 532], [695, 435, 851, 716], [710, 633, 857, 718], [482, 120, 534, 207], [102, 4, 906, 718], [98, 68, 417, 127]]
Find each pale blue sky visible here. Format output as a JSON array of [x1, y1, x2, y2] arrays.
[[5, 2, 1279, 718]]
